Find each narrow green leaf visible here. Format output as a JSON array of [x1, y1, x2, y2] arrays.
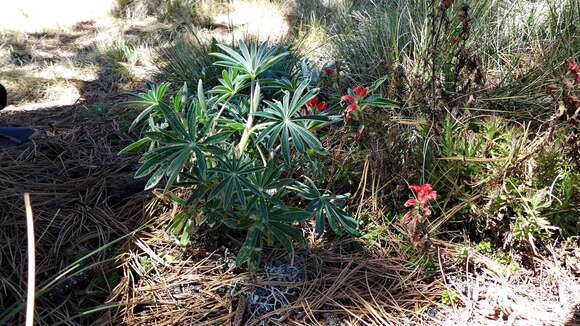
[[145, 165, 167, 190], [269, 224, 294, 254], [118, 137, 151, 154], [165, 147, 192, 190], [129, 105, 155, 131]]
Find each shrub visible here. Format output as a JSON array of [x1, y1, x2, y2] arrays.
[[121, 40, 398, 270], [416, 116, 578, 250]]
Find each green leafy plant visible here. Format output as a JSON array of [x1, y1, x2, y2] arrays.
[[121, 40, 398, 270], [418, 116, 576, 251], [457, 245, 471, 257], [477, 241, 492, 253], [139, 256, 152, 272], [496, 252, 520, 274], [441, 289, 460, 306]]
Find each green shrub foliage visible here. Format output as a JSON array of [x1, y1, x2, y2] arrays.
[[122, 41, 397, 270]]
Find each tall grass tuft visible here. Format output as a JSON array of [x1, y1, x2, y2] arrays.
[[325, 0, 578, 109], [154, 32, 223, 87]]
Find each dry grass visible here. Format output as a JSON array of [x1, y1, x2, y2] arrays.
[[0, 16, 160, 110], [442, 245, 580, 325], [0, 103, 147, 324], [111, 209, 579, 325], [112, 209, 447, 325]]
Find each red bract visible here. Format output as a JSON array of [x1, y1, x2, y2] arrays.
[[317, 101, 327, 111], [421, 202, 431, 216], [306, 97, 319, 107], [409, 184, 437, 202], [566, 58, 578, 73], [402, 210, 415, 225], [322, 68, 335, 75], [341, 95, 355, 103], [353, 85, 368, 97], [402, 184, 437, 224], [346, 104, 359, 112]]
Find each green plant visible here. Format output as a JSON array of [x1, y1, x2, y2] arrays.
[[121, 40, 398, 270], [477, 241, 492, 253], [403, 242, 436, 271], [496, 252, 520, 274], [83, 104, 109, 117], [441, 289, 460, 305], [418, 113, 577, 251], [155, 33, 300, 94], [139, 256, 152, 272], [361, 222, 391, 247]]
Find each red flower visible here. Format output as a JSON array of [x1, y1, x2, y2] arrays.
[[341, 95, 355, 103], [566, 58, 578, 73], [346, 104, 359, 112], [306, 97, 319, 107], [403, 184, 437, 224], [317, 101, 327, 111], [402, 210, 415, 225], [353, 85, 368, 97], [409, 184, 437, 202], [421, 201, 431, 216], [322, 68, 335, 75]]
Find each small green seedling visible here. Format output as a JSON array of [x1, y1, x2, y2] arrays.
[[477, 241, 492, 253], [441, 289, 460, 306]]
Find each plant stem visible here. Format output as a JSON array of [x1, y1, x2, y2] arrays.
[[209, 96, 232, 134], [237, 78, 258, 156]]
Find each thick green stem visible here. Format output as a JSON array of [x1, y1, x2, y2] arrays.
[[236, 78, 258, 156]]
